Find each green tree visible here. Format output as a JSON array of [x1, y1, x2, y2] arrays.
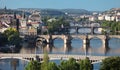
[[101, 21, 120, 35], [79, 57, 93, 70], [25, 61, 41, 70], [0, 33, 8, 46], [41, 52, 49, 70], [46, 17, 69, 34], [100, 56, 120, 70], [80, 60, 84, 70], [59, 58, 79, 70], [3, 28, 21, 46], [48, 62, 59, 70]]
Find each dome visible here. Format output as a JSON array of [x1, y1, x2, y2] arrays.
[[31, 13, 40, 18], [29, 12, 41, 22]]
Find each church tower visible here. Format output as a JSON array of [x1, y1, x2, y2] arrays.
[[10, 12, 20, 31]]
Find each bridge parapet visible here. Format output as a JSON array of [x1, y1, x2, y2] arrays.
[[37, 35, 50, 43], [0, 54, 109, 64], [0, 54, 108, 61], [88, 35, 106, 40], [38, 35, 50, 39], [109, 35, 120, 39], [52, 35, 66, 40], [70, 35, 86, 40]]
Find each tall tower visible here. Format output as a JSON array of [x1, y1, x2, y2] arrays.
[[20, 12, 27, 28], [10, 12, 20, 31]]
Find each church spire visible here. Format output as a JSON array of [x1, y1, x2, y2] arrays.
[[22, 11, 26, 19], [14, 12, 16, 19]]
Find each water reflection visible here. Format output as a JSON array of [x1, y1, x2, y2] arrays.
[[53, 38, 64, 48], [1, 38, 120, 70], [78, 28, 91, 34], [11, 59, 19, 70], [71, 38, 83, 48], [0, 59, 27, 70], [109, 38, 120, 49], [90, 38, 102, 48], [19, 37, 120, 56]]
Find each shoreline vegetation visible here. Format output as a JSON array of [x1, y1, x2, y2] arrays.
[[25, 53, 120, 70]]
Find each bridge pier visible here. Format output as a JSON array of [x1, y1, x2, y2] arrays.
[[86, 35, 90, 52], [102, 35, 109, 54], [83, 38, 87, 56], [49, 34, 53, 44], [64, 35, 69, 52], [91, 27, 95, 35]]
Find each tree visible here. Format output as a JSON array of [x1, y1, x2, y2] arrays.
[[46, 17, 69, 34], [0, 33, 7, 46], [3, 28, 21, 46], [101, 21, 120, 35], [59, 58, 79, 70], [25, 61, 41, 70], [79, 57, 93, 70], [48, 62, 59, 70], [100, 56, 120, 70], [41, 52, 49, 70]]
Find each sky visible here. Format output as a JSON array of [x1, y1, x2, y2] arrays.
[[0, 0, 120, 11]]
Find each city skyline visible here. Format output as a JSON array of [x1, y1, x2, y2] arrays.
[[0, 0, 120, 11]]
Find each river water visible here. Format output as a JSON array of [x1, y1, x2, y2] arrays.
[[1, 28, 120, 70]]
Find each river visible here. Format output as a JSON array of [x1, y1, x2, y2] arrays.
[[0, 28, 120, 70]]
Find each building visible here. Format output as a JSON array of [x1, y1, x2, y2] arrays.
[[116, 15, 120, 22], [89, 16, 97, 21], [10, 13, 20, 31], [29, 12, 41, 23], [98, 15, 105, 20]]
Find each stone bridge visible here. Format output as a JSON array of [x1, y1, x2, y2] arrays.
[[0, 54, 108, 64], [69, 26, 108, 34], [37, 35, 120, 49]]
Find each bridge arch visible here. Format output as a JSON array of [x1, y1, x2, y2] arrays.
[[35, 36, 48, 48], [89, 37, 102, 48], [52, 35, 65, 41], [69, 28, 77, 34], [109, 37, 120, 49], [88, 35, 106, 48], [52, 37, 64, 41], [71, 37, 83, 48], [78, 28, 91, 34], [53, 38, 64, 48], [37, 35, 50, 44], [36, 36, 47, 43]]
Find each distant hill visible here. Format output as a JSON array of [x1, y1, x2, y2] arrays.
[[102, 8, 120, 14], [0, 9, 31, 15], [40, 9, 65, 17], [17, 8, 92, 17], [60, 9, 92, 15]]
